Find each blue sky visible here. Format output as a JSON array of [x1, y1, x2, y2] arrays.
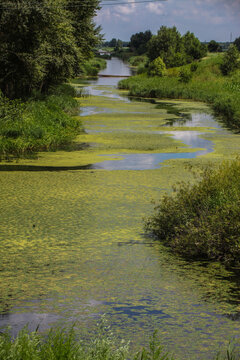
[[95, 0, 240, 42]]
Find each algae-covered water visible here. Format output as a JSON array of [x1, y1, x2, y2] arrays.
[[1, 58, 240, 359]]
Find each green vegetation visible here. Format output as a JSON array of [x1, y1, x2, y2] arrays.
[[148, 57, 166, 77], [147, 27, 207, 67], [80, 57, 107, 76], [0, 0, 101, 99], [0, 0, 102, 158], [0, 321, 172, 360], [129, 30, 152, 55], [128, 55, 148, 67], [234, 36, 240, 51], [119, 54, 240, 129], [0, 322, 239, 360], [145, 159, 240, 267], [208, 40, 222, 53], [221, 45, 240, 75], [0, 84, 83, 159]]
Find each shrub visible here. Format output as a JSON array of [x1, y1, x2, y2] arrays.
[[221, 45, 239, 75], [190, 62, 198, 72], [178, 68, 192, 83], [0, 84, 82, 158], [129, 55, 148, 67], [148, 57, 166, 77], [145, 159, 240, 266], [137, 64, 147, 75]]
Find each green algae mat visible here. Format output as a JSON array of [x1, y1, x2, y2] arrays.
[[1, 81, 240, 359]]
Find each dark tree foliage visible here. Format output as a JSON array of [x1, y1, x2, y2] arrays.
[[221, 44, 239, 75], [183, 31, 207, 61], [0, 0, 101, 99], [208, 40, 222, 52], [107, 38, 117, 47], [147, 26, 206, 68], [114, 39, 123, 51], [234, 36, 240, 51], [129, 30, 152, 55], [67, 0, 101, 59]]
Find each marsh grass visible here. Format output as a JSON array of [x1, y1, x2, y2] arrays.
[[145, 159, 240, 267], [119, 55, 240, 130], [0, 322, 175, 360], [0, 321, 239, 360], [0, 84, 83, 160]]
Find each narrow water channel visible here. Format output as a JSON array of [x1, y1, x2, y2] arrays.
[[1, 58, 240, 359]]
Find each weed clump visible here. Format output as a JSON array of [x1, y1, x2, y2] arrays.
[[145, 160, 240, 267], [0, 84, 83, 159]]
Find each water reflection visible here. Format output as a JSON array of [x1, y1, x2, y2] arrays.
[[165, 112, 222, 128], [0, 312, 61, 337], [93, 151, 208, 171], [167, 131, 213, 152]]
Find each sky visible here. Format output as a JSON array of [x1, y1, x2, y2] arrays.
[[95, 0, 240, 42]]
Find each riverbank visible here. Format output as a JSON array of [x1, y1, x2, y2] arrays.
[[0, 56, 107, 161], [118, 55, 240, 131], [0, 84, 83, 160]]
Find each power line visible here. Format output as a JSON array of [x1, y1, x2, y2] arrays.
[[101, 0, 166, 5], [0, 0, 166, 9]]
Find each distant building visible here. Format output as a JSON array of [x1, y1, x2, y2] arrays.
[[97, 49, 111, 57]]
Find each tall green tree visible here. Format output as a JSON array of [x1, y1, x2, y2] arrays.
[[208, 40, 222, 53], [182, 31, 207, 61], [221, 44, 239, 75], [234, 36, 240, 51], [147, 26, 183, 67], [67, 0, 101, 59], [0, 0, 101, 99], [147, 26, 206, 68], [129, 30, 152, 55]]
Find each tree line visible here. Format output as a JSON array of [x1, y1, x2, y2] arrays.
[[0, 0, 101, 99]]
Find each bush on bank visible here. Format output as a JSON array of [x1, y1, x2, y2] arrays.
[[0, 84, 83, 160], [80, 57, 107, 76], [145, 160, 240, 267], [118, 55, 240, 130]]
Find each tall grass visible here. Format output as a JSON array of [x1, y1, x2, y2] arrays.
[[0, 84, 83, 160], [0, 320, 239, 360], [145, 159, 240, 267], [0, 319, 174, 360], [119, 55, 240, 130]]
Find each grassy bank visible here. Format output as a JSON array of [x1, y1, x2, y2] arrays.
[[119, 55, 240, 130], [0, 322, 238, 360], [80, 57, 107, 76], [0, 84, 83, 160], [145, 159, 240, 267]]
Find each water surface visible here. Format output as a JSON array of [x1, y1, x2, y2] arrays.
[[1, 59, 240, 359]]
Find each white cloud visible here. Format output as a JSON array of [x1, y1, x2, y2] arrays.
[[95, 0, 240, 41], [115, 0, 136, 16], [146, 3, 165, 15]]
